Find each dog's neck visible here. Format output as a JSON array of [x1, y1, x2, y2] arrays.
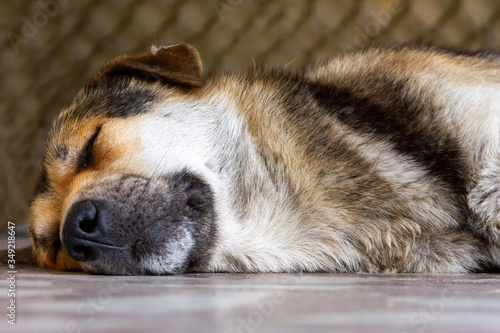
[[200, 79, 359, 273]]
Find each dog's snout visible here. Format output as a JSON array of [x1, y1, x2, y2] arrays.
[[62, 200, 103, 262]]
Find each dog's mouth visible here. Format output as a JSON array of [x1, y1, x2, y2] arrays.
[[43, 170, 218, 275]]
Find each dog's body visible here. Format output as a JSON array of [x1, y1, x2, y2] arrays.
[[28, 44, 500, 274]]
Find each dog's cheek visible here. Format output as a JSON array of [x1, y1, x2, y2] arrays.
[[29, 196, 60, 239], [29, 196, 62, 265], [37, 248, 83, 271], [31, 239, 83, 272]]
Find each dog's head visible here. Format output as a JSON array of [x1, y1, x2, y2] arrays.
[[28, 43, 221, 275]]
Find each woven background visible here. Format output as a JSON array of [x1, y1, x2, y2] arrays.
[[3, 0, 500, 230]]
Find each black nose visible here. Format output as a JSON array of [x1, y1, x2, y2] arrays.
[[62, 200, 105, 262]]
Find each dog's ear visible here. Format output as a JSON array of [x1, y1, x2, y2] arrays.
[[95, 43, 204, 87]]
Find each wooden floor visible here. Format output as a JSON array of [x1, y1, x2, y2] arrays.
[[1, 241, 500, 332]]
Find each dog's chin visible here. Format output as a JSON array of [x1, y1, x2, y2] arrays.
[[76, 222, 198, 276]]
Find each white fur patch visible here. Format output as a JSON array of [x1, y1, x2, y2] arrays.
[[140, 228, 195, 274]]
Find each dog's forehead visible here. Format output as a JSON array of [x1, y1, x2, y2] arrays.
[[48, 79, 157, 146], [66, 79, 158, 123]]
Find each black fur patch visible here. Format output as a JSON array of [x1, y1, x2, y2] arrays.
[[74, 78, 157, 119], [447, 49, 500, 60], [306, 81, 469, 200], [33, 164, 50, 197]]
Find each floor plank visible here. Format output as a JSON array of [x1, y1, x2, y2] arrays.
[[1, 263, 500, 333]]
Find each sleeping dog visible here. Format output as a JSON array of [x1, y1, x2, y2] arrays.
[[27, 43, 500, 274]]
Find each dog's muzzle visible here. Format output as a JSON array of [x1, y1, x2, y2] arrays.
[[60, 172, 217, 275]]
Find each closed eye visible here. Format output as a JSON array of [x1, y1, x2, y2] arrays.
[[77, 126, 102, 169]]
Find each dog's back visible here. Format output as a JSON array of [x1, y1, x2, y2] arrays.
[[207, 46, 500, 273]]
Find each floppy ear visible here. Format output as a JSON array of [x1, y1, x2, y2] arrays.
[[95, 43, 204, 87]]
